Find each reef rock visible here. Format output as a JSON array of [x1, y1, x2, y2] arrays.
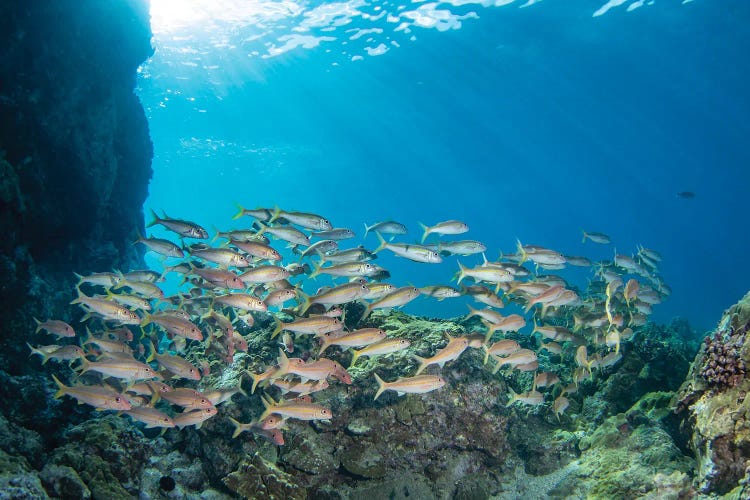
[[0, 0, 153, 374], [675, 290, 750, 495]]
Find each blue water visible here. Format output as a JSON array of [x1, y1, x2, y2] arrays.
[[137, 0, 750, 331]]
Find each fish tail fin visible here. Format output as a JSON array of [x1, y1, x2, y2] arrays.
[[52, 374, 67, 399], [258, 394, 276, 420], [524, 299, 534, 314], [412, 354, 427, 375], [236, 375, 248, 398], [308, 260, 322, 281], [232, 203, 246, 220], [140, 312, 153, 327], [482, 345, 490, 365], [254, 221, 268, 237], [363, 222, 371, 238], [455, 261, 466, 284], [373, 373, 387, 401], [146, 208, 160, 228], [276, 348, 289, 376], [33, 317, 42, 333], [349, 348, 361, 368], [481, 319, 497, 342], [211, 226, 223, 243], [465, 304, 477, 320], [228, 417, 245, 439], [505, 386, 518, 407], [516, 238, 527, 265], [373, 232, 387, 254], [318, 337, 330, 356], [418, 222, 429, 244], [246, 371, 262, 394], [359, 303, 372, 324], [271, 319, 284, 339], [532, 318, 539, 335], [297, 291, 311, 315], [146, 340, 156, 363], [27, 343, 49, 364], [269, 205, 282, 223], [491, 355, 504, 375]]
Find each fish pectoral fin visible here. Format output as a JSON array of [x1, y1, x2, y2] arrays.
[[396, 391, 406, 397]]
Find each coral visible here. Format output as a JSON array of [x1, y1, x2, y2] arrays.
[[223, 452, 305, 500], [701, 331, 746, 389], [675, 290, 750, 495]]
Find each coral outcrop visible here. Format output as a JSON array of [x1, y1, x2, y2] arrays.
[[676, 290, 750, 496]]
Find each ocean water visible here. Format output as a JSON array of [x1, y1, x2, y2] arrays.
[[137, 0, 750, 332]]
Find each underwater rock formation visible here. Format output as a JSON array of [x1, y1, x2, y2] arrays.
[[676, 290, 750, 496], [0, 0, 153, 373]]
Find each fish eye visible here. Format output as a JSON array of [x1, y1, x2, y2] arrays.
[[115, 397, 122, 403]]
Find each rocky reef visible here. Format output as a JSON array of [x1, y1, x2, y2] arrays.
[[676, 291, 750, 497], [0, 0, 153, 374]]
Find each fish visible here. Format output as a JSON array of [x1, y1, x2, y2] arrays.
[[228, 416, 285, 439], [265, 289, 297, 308], [78, 357, 160, 381], [419, 220, 469, 243], [553, 396, 570, 420], [456, 262, 513, 290], [83, 330, 133, 355], [135, 235, 184, 258], [271, 209, 332, 231], [103, 290, 152, 311], [419, 285, 461, 300], [280, 332, 295, 353], [142, 313, 203, 341], [272, 316, 342, 338], [312, 228, 356, 240], [160, 388, 214, 409], [259, 395, 332, 421], [565, 255, 593, 267], [624, 279, 639, 306], [273, 349, 336, 382], [174, 407, 218, 429], [539, 341, 562, 356], [360, 286, 421, 320], [27, 343, 85, 365], [189, 245, 250, 268], [70, 293, 141, 325], [124, 406, 175, 428], [230, 240, 281, 261], [431, 240, 487, 256], [533, 371, 560, 389], [214, 293, 267, 312], [581, 231, 611, 244], [239, 265, 290, 285], [532, 322, 575, 342], [374, 233, 441, 264], [75, 272, 122, 288], [271, 378, 329, 396], [33, 318, 75, 338], [123, 269, 161, 284], [363, 220, 408, 237], [232, 205, 276, 222], [482, 315, 526, 340], [203, 385, 246, 406], [362, 283, 397, 300], [373, 373, 446, 400], [350, 338, 411, 367], [491, 349, 537, 374], [605, 329, 621, 354], [482, 339, 521, 364], [413, 335, 470, 375], [189, 266, 245, 289], [319, 328, 387, 355], [300, 282, 370, 313], [321, 247, 376, 264], [516, 241, 566, 266], [113, 280, 164, 299], [463, 286, 505, 309], [147, 342, 201, 380], [309, 261, 383, 280], [147, 209, 208, 239], [52, 375, 131, 410], [296, 239, 338, 259], [524, 285, 566, 313], [255, 222, 310, 247], [506, 387, 544, 406]]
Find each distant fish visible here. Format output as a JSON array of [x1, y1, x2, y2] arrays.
[[373, 373, 445, 400], [581, 231, 611, 244], [677, 191, 695, 199], [419, 220, 469, 243], [147, 209, 208, 239], [363, 220, 408, 238]]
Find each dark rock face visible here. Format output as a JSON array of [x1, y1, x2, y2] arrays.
[[0, 0, 153, 374]]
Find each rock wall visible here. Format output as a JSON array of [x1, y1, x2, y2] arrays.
[[0, 0, 153, 373]]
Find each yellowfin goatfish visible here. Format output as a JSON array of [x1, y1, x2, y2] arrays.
[[33, 318, 75, 338], [419, 220, 469, 243], [135, 235, 184, 258], [52, 375, 131, 411], [147, 209, 208, 239], [259, 395, 332, 421], [363, 220, 407, 237], [373, 373, 445, 400], [581, 231, 611, 244], [270, 208, 332, 231], [413, 335, 470, 375], [374, 233, 441, 264], [350, 338, 410, 367]]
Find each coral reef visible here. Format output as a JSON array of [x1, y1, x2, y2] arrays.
[[676, 290, 750, 496]]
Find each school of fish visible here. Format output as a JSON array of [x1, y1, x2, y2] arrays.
[[30, 206, 669, 445]]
